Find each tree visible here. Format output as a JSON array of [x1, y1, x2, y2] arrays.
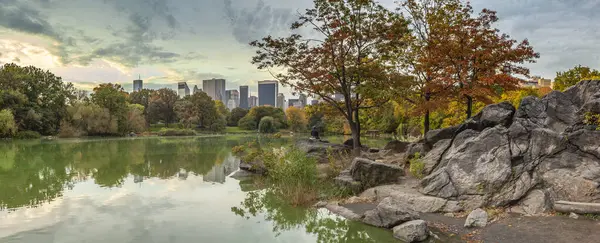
[[0, 63, 75, 135], [129, 89, 155, 114], [147, 88, 178, 126], [421, 1, 539, 118], [124, 104, 146, 133], [286, 107, 308, 132], [174, 98, 198, 129], [239, 106, 286, 130], [215, 100, 229, 117], [228, 108, 249, 126], [554, 65, 600, 91], [250, 0, 411, 149], [0, 109, 17, 137], [259, 116, 278, 133], [238, 115, 257, 130], [189, 92, 220, 129]]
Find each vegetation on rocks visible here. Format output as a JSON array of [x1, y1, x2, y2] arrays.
[[408, 152, 425, 179]]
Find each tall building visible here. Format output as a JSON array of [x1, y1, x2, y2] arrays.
[[178, 82, 190, 98], [193, 85, 201, 94], [239, 86, 249, 109], [288, 99, 302, 108], [249, 96, 258, 108], [133, 77, 143, 92], [203, 78, 226, 103], [333, 93, 344, 102], [258, 80, 278, 107], [231, 90, 239, 107], [298, 94, 307, 107], [225, 90, 240, 109], [310, 100, 319, 106], [277, 93, 286, 110], [225, 90, 232, 103]]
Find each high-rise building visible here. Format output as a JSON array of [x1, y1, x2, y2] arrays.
[[258, 80, 278, 107], [178, 82, 190, 98], [203, 78, 226, 103], [288, 99, 302, 108], [310, 100, 319, 106], [225, 90, 240, 109], [133, 77, 143, 92], [249, 96, 258, 108], [193, 85, 201, 94], [225, 90, 232, 103], [277, 93, 286, 110], [333, 93, 344, 102], [298, 94, 307, 107], [239, 86, 249, 109]]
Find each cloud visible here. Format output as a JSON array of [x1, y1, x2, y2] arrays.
[[0, 0, 59, 38], [224, 0, 298, 44]]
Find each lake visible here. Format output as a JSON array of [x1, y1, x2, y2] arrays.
[[0, 135, 400, 243]]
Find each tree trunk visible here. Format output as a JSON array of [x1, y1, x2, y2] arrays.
[[353, 109, 361, 149], [424, 91, 431, 134], [466, 95, 473, 119]]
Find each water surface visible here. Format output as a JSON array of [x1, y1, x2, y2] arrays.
[[0, 136, 398, 243]]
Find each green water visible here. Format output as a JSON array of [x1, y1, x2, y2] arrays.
[[0, 136, 399, 243]]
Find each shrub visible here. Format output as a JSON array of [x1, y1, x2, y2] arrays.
[[238, 115, 257, 130], [262, 148, 319, 206], [158, 128, 196, 136], [209, 117, 227, 132], [258, 116, 278, 133], [14, 130, 41, 139], [584, 112, 600, 129], [0, 109, 17, 138], [285, 106, 307, 132], [58, 120, 82, 138], [231, 145, 245, 154], [409, 152, 426, 179]]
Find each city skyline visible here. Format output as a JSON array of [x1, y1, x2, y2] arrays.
[[0, 0, 596, 101]]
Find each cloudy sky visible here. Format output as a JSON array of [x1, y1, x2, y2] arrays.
[[0, 0, 598, 97]]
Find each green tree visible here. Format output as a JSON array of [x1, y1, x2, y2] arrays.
[[147, 88, 178, 126], [0, 109, 17, 137], [0, 63, 75, 135], [189, 92, 220, 129], [286, 107, 307, 132], [174, 98, 198, 129], [259, 116, 278, 133], [554, 65, 600, 91], [250, 0, 411, 148], [91, 83, 128, 117], [238, 115, 258, 130], [215, 100, 229, 117], [129, 89, 155, 123], [124, 104, 146, 133], [228, 108, 249, 127], [239, 106, 286, 131]]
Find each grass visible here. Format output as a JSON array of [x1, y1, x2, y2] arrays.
[[157, 128, 197, 136], [409, 152, 426, 179]]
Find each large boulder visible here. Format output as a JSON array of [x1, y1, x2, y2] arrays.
[[362, 197, 419, 228], [295, 139, 350, 163], [392, 220, 429, 243], [518, 189, 552, 215], [464, 208, 488, 228], [350, 158, 404, 189], [384, 140, 411, 153], [424, 126, 458, 146], [473, 101, 516, 128]]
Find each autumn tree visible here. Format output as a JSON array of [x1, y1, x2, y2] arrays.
[[554, 65, 600, 91], [147, 88, 178, 126], [422, 1, 539, 118], [91, 83, 128, 118], [174, 98, 198, 129], [250, 0, 411, 148], [286, 106, 308, 132]]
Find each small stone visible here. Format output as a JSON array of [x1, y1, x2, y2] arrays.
[[464, 208, 488, 228], [313, 201, 327, 208], [393, 220, 429, 243], [569, 212, 579, 219], [443, 213, 455, 218]]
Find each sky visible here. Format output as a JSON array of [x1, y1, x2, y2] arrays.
[[0, 0, 599, 98]]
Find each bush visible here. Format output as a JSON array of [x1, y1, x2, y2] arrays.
[[0, 109, 17, 138], [231, 145, 245, 154], [158, 128, 197, 136], [209, 117, 227, 132], [238, 115, 257, 130], [262, 148, 319, 206], [409, 152, 425, 179], [58, 120, 82, 138], [14, 130, 41, 139], [258, 116, 278, 133]]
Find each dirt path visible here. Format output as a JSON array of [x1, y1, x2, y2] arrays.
[[422, 213, 600, 243]]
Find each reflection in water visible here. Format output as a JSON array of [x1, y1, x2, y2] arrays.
[[0, 137, 252, 210], [231, 189, 399, 243]]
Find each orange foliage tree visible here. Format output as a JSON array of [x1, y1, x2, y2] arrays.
[[250, 0, 411, 148], [425, 2, 539, 118]]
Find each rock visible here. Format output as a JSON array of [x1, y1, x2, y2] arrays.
[[343, 138, 355, 147], [519, 189, 551, 215], [405, 142, 427, 159], [464, 208, 488, 228], [392, 220, 429, 243], [473, 101, 516, 128], [542, 91, 578, 133], [362, 197, 419, 228], [229, 170, 256, 179], [313, 201, 327, 208], [334, 170, 363, 194], [444, 213, 455, 218], [296, 139, 350, 163], [384, 140, 411, 153], [569, 212, 579, 219], [350, 158, 404, 189], [420, 139, 452, 175], [425, 126, 458, 146], [325, 204, 363, 221], [239, 161, 266, 175], [360, 184, 462, 213]]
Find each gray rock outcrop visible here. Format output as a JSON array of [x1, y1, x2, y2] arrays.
[[416, 80, 600, 209], [392, 220, 429, 242], [362, 197, 419, 228]]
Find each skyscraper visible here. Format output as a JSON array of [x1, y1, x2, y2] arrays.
[[203, 78, 226, 103], [258, 80, 278, 107], [277, 93, 285, 110], [333, 93, 344, 102], [311, 100, 319, 106], [178, 82, 190, 98], [239, 86, 249, 109], [249, 96, 258, 108], [133, 76, 143, 92], [288, 99, 301, 108], [225, 90, 240, 109], [193, 85, 201, 94], [225, 90, 232, 103], [298, 94, 307, 107]]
